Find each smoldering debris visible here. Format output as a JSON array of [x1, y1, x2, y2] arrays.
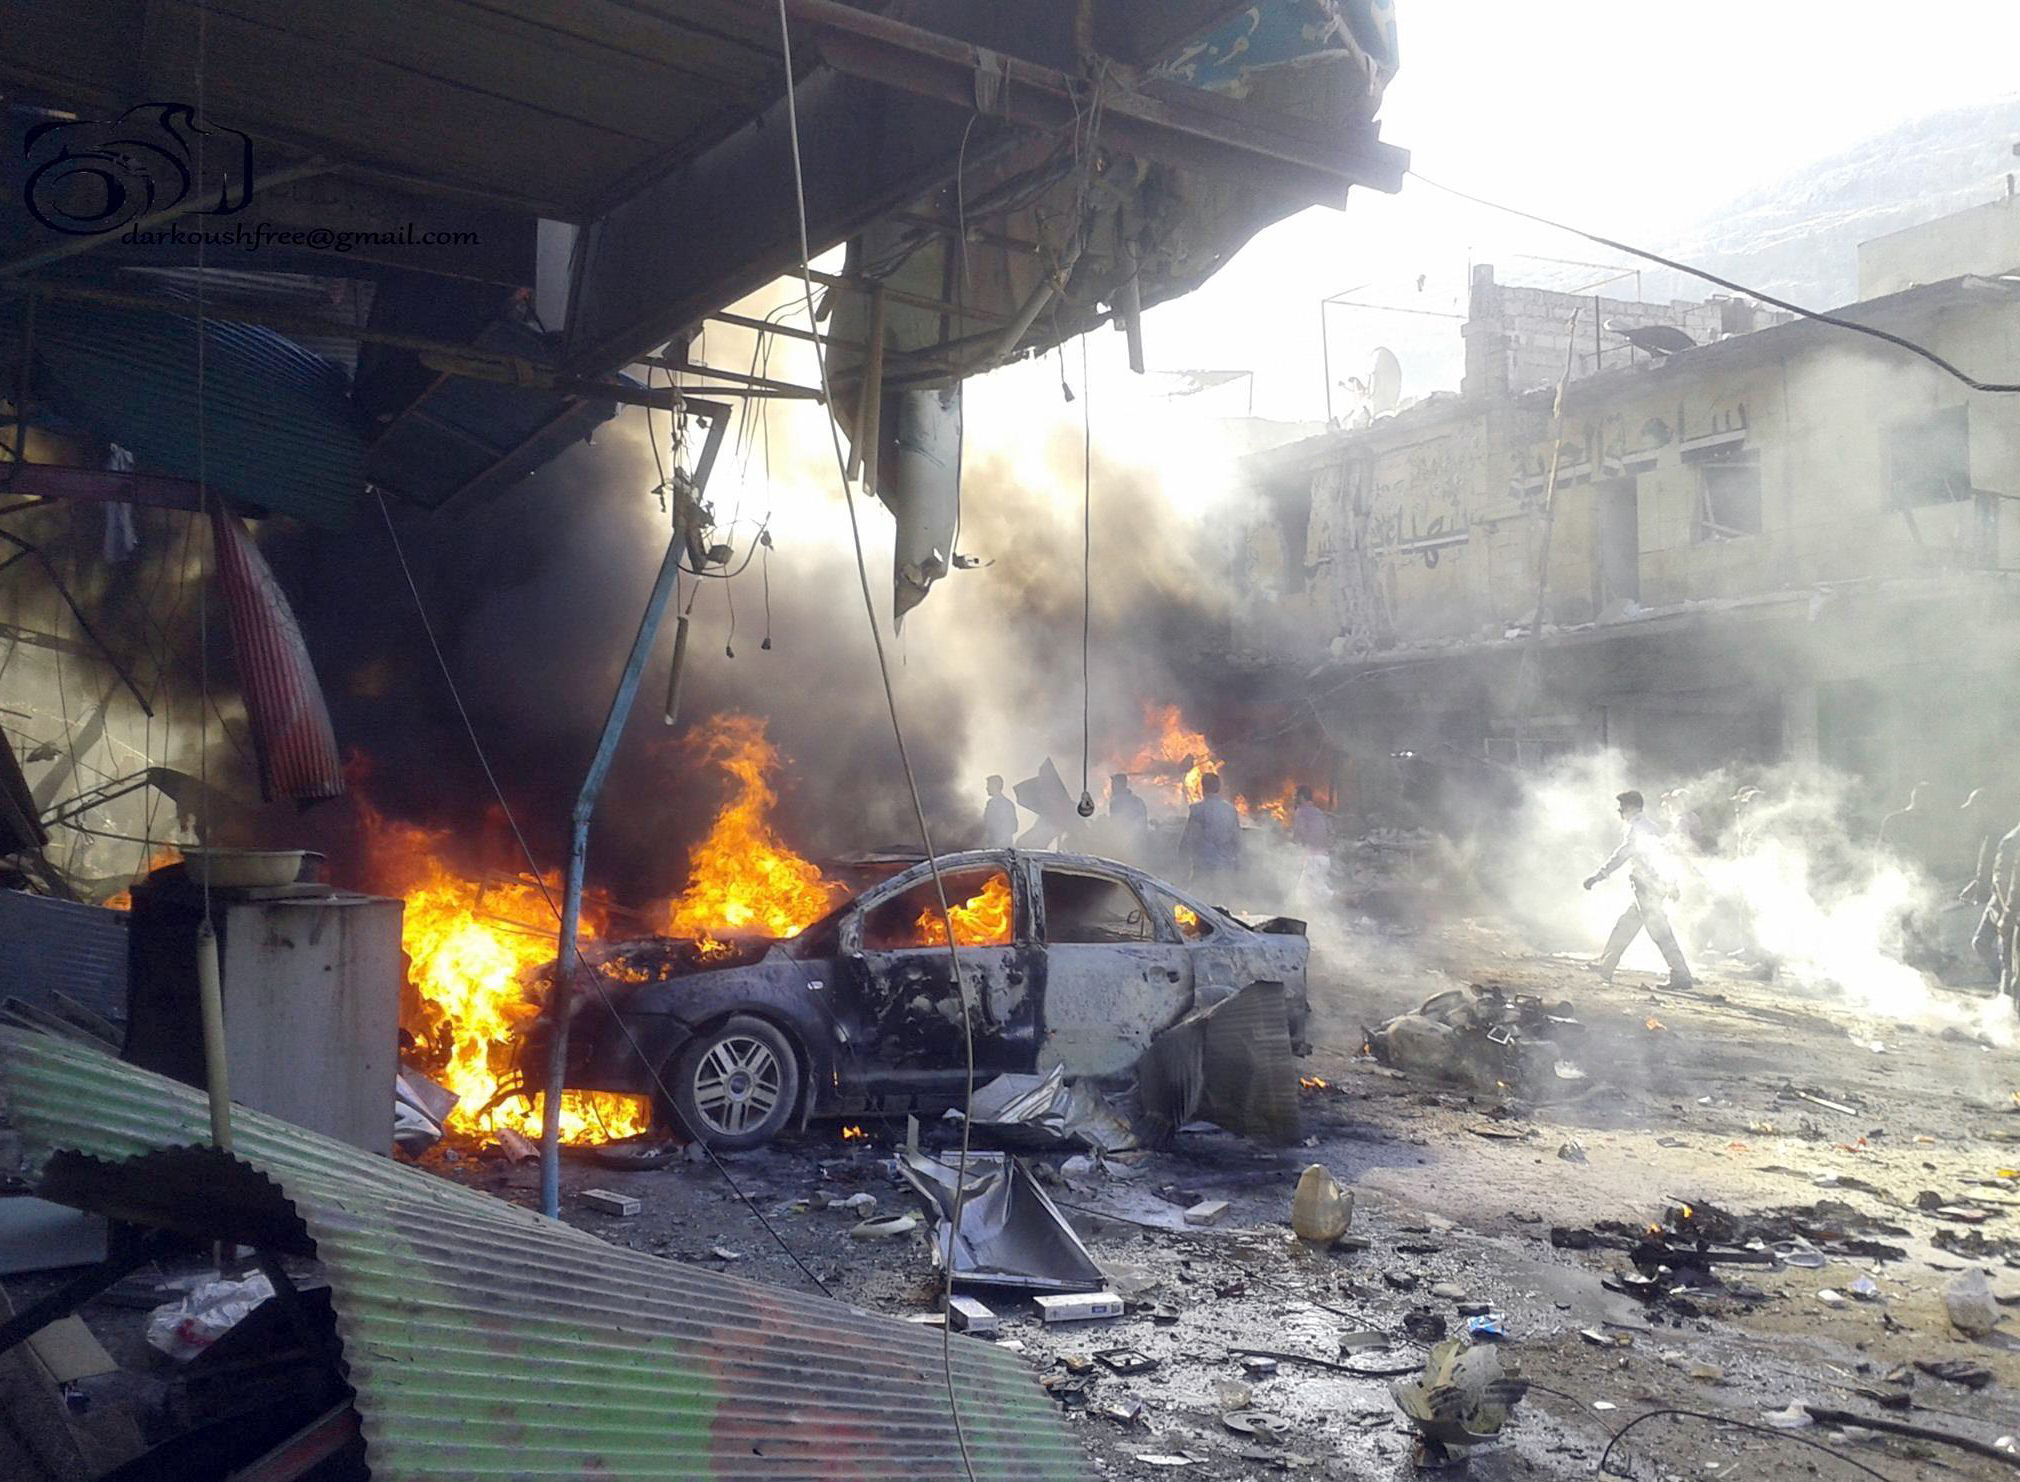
[[958, 1067, 1140, 1154], [1365, 984, 1586, 1095]]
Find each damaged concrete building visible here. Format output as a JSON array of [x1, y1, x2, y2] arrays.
[[1233, 199, 2020, 797]]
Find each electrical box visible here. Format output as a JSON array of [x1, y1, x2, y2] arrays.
[[125, 878, 403, 1153]]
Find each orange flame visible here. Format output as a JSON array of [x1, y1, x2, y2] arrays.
[[356, 714, 840, 1147], [917, 873, 1013, 947], [1240, 781, 1300, 826], [840, 1124, 869, 1141], [103, 847, 183, 911], [360, 803, 652, 1145], [1120, 703, 1224, 810], [1300, 1075, 1329, 1091], [662, 713, 842, 947]]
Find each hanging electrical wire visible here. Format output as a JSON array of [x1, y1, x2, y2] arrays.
[[1409, 170, 2020, 394], [773, 4, 978, 1476], [1076, 332, 1094, 818]]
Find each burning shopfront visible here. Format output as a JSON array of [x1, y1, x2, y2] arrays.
[[0, 5, 1409, 1477]]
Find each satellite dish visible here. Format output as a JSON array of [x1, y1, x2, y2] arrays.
[[1367, 347, 1402, 413], [1604, 320, 1696, 357]]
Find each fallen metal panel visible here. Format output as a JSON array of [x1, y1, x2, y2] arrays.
[[900, 1147, 1108, 1293], [0, 297, 365, 530], [963, 1068, 1139, 1154], [0, 1030, 1083, 1480]]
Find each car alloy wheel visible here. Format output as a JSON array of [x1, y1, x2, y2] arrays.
[[691, 1033, 783, 1136]]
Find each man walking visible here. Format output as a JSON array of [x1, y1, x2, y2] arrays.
[[1182, 772, 1242, 899], [1585, 789, 1693, 989], [981, 775, 1019, 849], [1107, 772, 1149, 858]]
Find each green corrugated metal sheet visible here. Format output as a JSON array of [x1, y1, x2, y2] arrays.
[[0, 296, 365, 529], [0, 1030, 1083, 1479]]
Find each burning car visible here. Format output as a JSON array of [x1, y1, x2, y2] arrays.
[[530, 849, 1312, 1150]]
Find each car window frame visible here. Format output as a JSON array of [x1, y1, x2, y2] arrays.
[[1036, 863, 1173, 946], [1147, 881, 1237, 943], [840, 853, 1025, 953]]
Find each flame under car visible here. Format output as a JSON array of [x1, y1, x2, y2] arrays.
[[529, 850, 1313, 1150]]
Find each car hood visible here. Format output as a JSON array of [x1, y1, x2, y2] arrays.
[[590, 935, 784, 984]]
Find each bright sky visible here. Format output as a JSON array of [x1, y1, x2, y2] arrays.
[[1139, 0, 2020, 421]]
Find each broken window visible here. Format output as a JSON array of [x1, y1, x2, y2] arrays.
[[1041, 870, 1155, 945], [1170, 899, 1214, 941], [1886, 405, 1970, 508], [861, 867, 1013, 950], [1689, 447, 1761, 542]]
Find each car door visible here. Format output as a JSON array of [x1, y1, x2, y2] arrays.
[[1035, 863, 1195, 1077], [1155, 883, 1313, 1046], [839, 857, 1038, 1083]]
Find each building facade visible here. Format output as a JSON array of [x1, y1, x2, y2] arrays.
[[1234, 209, 2020, 803]]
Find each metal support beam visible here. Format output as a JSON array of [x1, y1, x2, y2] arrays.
[[0, 281, 674, 410], [782, 0, 1408, 201], [706, 310, 867, 356], [634, 357, 825, 400], [539, 400, 730, 1217], [0, 462, 202, 509]]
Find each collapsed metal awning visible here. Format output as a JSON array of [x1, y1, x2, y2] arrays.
[[0, 1029, 1083, 1479]]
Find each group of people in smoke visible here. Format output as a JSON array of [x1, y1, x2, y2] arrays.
[[1885, 782, 2020, 1010], [974, 770, 1333, 900]]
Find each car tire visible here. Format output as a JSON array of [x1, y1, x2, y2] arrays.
[[666, 1015, 800, 1152]]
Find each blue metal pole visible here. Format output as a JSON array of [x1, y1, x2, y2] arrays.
[[539, 403, 726, 1217]]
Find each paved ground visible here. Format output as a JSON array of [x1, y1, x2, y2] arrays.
[[19, 901, 2016, 1480], [457, 909, 2020, 1480]]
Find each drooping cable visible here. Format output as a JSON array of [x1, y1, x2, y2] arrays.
[[1592, 1405, 1897, 1480], [1077, 333, 1093, 816], [372, 490, 834, 1299], [772, 5, 977, 1477], [193, 0, 212, 927], [1408, 170, 2020, 394]]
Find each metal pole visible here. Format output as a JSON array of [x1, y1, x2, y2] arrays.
[[856, 286, 887, 494], [1319, 299, 1333, 424], [196, 919, 232, 1151], [539, 403, 728, 1217]]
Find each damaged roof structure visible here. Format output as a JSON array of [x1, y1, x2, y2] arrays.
[[0, 1027, 1085, 1478], [1, 0, 1404, 612]]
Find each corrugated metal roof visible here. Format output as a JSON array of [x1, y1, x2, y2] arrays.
[[211, 509, 345, 803], [0, 1030, 1083, 1480], [0, 296, 365, 530], [0, 893, 126, 1024]]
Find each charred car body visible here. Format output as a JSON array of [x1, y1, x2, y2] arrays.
[[530, 850, 1311, 1149]]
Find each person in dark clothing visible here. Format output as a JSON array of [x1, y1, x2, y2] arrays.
[[1107, 773, 1149, 859], [1181, 772, 1241, 899]]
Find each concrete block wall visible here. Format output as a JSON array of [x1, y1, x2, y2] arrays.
[[1241, 284, 2020, 664]]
